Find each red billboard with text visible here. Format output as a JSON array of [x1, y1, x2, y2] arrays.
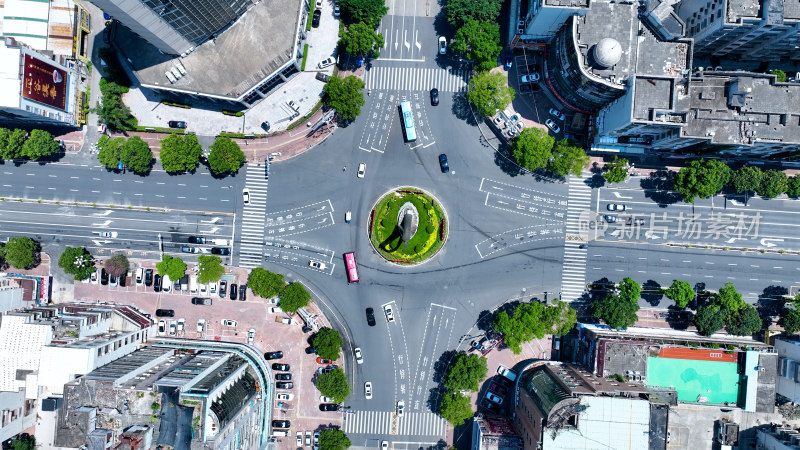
[[22, 54, 68, 111]]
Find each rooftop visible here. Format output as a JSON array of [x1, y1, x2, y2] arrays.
[[117, 0, 301, 100], [727, 0, 761, 21], [540, 396, 651, 449], [545, 0, 590, 8]]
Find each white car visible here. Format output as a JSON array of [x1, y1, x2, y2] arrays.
[[199, 284, 207, 295], [90, 269, 99, 284], [305, 431, 312, 446], [309, 260, 327, 270], [438, 36, 447, 54], [242, 188, 250, 205], [545, 119, 561, 133], [287, 100, 299, 111], [521, 73, 540, 83], [357, 162, 366, 178], [549, 108, 565, 121], [365, 381, 373, 399], [196, 319, 205, 333], [267, 297, 280, 305], [277, 393, 294, 401], [177, 318, 185, 333], [384, 304, 395, 323], [316, 0, 322, 7], [320, 395, 334, 403], [269, 306, 283, 314], [209, 282, 217, 294], [158, 320, 166, 335], [169, 320, 177, 336], [247, 328, 256, 344], [81, 274, 91, 283], [296, 432, 303, 447], [396, 400, 404, 416], [161, 274, 171, 292], [486, 392, 503, 405], [135, 267, 144, 286], [98, 231, 118, 238], [221, 319, 237, 327], [354, 347, 363, 364], [318, 57, 335, 69], [606, 203, 626, 211]]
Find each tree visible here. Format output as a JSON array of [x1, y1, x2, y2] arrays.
[[603, 156, 629, 184], [493, 301, 576, 353], [58, 246, 95, 280], [716, 282, 745, 318], [159, 133, 203, 173], [316, 367, 351, 403], [323, 75, 366, 121], [338, 0, 388, 29], [771, 68, 788, 82], [451, 19, 501, 72], [0, 128, 26, 160], [318, 429, 351, 450], [94, 78, 136, 130], [757, 169, 788, 199], [617, 277, 641, 303], [197, 255, 224, 284], [512, 128, 553, 171], [10, 434, 35, 450], [445, 352, 487, 392], [787, 176, 800, 198], [467, 71, 515, 117], [438, 391, 473, 426], [446, 0, 502, 28], [542, 300, 578, 336], [728, 166, 762, 197], [673, 158, 731, 203], [591, 294, 639, 330], [339, 22, 384, 58], [313, 328, 343, 361], [2, 237, 38, 269], [779, 308, 800, 335], [247, 268, 285, 298], [156, 254, 186, 280], [104, 253, 130, 277], [549, 139, 589, 177], [120, 136, 153, 173], [664, 280, 694, 309], [207, 137, 245, 175], [279, 282, 312, 313], [97, 135, 125, 169], [21, 129, 60, 160], [725, 304, 762, 336], [694, 304, 726, 336]]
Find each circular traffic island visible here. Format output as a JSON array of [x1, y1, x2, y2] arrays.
[[369, 188, 448, 265]]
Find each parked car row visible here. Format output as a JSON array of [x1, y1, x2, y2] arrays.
[[156, 318, 186, 337]]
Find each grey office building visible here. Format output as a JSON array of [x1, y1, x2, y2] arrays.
[[86, 0, 254, 55]]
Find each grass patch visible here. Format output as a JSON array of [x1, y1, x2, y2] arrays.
[[134, 126, 185, 134], [370, 189, 446, 263], [161, 100, 191, 109], [222, 110, 244, 117], [301, 43, 310, 71], [306, 10, 314, 31]]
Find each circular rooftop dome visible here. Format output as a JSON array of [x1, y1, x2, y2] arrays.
[[594, 38, 622, 68]]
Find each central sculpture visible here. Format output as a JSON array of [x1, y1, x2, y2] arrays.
[[396, 202, 419, 249]]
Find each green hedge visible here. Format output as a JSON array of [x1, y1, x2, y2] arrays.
[[222, 110, 244, 117], [161, 100, 191, 109], [286, 100, 323, 130], [134, 126, 185, 134], [301, 44, 309, 71], [306, 10, 314, 31]]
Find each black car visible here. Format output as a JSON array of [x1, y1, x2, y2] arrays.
[[109, 274, 117, 286], [145, 268, 153, 286], [439, 154, 449, 173], [272, 363, 290, 371], [261, 121, 271, 132], [305, 346, 316, 354], [101, 268, 109, 285], [219, 281, 227, 298], [188, 236, 206, 244], [276, 382, 294, 389], [276, 373, 292, 381], [366, 307, 376, 326], [264, 351, 284, 360], [480, 398, 502, 413], [519, 83, 532, 93], [155, 309, 175, 317], [239, 285, 247, 301], [211, 247, 230, 255], [272, 420, 290, 428], [119, 272, 127, 286], [319, 404, 338, 411], [230, 284, 238, 300], [312, 9, 321, 27], [191, 297, 212, 305], [168, 121, 187, 129], [430, 88, 439, 106], [153, 274, 162, 292]]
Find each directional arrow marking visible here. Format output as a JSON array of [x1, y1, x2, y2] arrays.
[[92, 220, 112, 227], [612, 192, 633, 199], [92, 210, 113, 217], [201, 217, 221, 224], [92, 240, 111, 246], [761, 238, 784, 248]]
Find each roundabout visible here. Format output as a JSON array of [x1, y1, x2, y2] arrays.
[[369, 187, 448, 264]]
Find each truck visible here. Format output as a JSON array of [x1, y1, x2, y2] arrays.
[[211, 239, 229, 246], [497, 364, 518, 382], [275, 317, 299, 325]]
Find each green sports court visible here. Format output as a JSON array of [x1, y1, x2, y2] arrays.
[[646, 357, 740, 404]]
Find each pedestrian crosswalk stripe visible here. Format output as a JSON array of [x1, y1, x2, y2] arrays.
[[343, 411, 446, 438], [365, 66, 471, 92], [561, 175, 591, 301]]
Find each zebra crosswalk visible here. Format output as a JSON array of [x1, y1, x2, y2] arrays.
[[561, 175, 592, 301], [365, 66, 471, 92], [342, 411, 447, 437], [237, 164, 268, 269]]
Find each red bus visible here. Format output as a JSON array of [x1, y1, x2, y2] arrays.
[[343, 252, 359, 283]]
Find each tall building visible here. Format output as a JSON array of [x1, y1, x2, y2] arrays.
[[677, 0, 800, 61], [85, 0, 254, 55], [0, 37, 81, 127]]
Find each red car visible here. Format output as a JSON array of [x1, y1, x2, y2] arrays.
[[316, 357, 332, 365], [489, 383, 508, 396]]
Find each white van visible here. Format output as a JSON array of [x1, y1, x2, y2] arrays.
[[189, 275, 198, 294], [135, 268, 144, 286], [162, 274, 171, 292], [212, 239, 229, 246], [271, 431, 288, 437]]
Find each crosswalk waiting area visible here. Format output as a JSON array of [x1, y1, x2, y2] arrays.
[[237, 164, 268, 269], [561, 176, 591, 301], [365, 66, 471, 92], [343, 411, 447, 438]]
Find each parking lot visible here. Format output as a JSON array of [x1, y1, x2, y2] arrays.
[[72, 259, 344, 448]]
